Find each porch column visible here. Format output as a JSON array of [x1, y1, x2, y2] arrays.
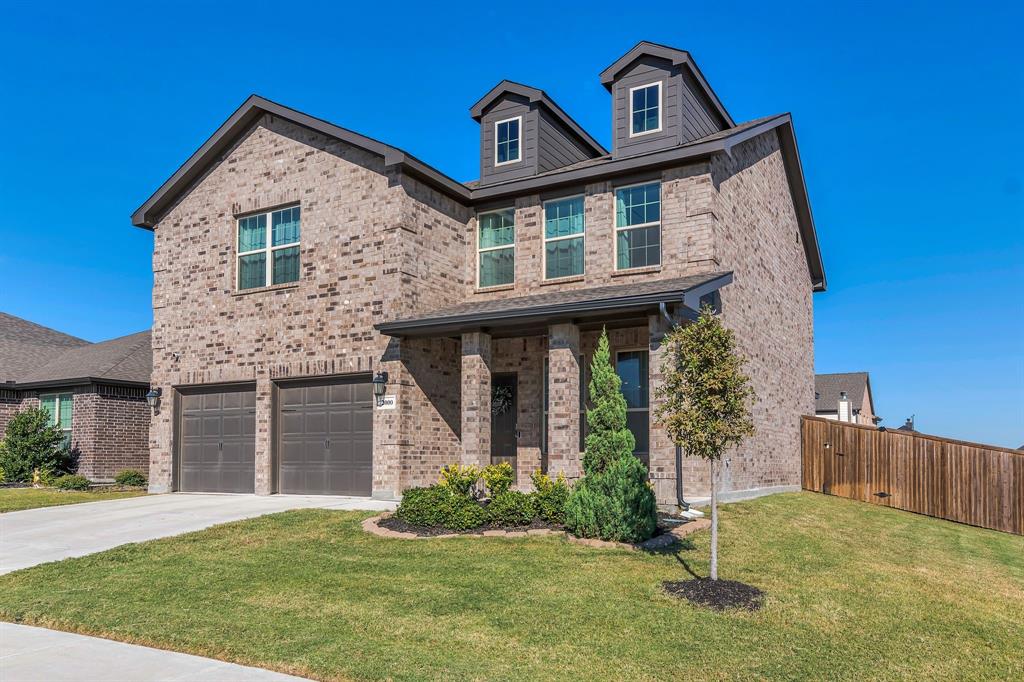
[[547, 322, 581, 480], [461, 331, 492, 468], [648, 313, 676, 506]]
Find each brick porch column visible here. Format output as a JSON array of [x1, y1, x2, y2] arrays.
[[461, 331, 492, 468], [648, 313, 676, 506], [254, 373, 274, 495], [547, 322, 581, 480]]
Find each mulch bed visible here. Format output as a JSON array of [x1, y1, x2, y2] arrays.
[[378, 515, 562, 537], [663, 578, 765, 611]]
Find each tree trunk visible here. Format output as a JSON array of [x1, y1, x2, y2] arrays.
[[710, 458, 718, 581]]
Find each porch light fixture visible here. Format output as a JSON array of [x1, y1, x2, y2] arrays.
[[145, 387, 162, 411], [372, 371, 389, 406]]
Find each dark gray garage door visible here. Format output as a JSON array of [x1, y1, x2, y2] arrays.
[[179, 387, 256, 493], [278, 377, 372, 496]]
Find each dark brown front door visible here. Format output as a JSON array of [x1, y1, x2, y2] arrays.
[[490, 374, 517, 475], [178, 386, 256, 493], [277, 376, 373, 496]]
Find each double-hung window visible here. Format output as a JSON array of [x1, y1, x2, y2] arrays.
[[478, 208, 515, 287], [39, 393, 73, 447], [237, 206, 301, 290], [543, 196, 585, 279], [629, 82, 661, 136], [615, 182, 661, 269], [495, 117, 521, 165]]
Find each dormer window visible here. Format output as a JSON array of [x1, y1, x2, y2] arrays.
[[629, 82, 661, 136], [495, 116, 521, 165]]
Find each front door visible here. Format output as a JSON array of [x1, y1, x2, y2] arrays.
[[490, 374, 518, 477]]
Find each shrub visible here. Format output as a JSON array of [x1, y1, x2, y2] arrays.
[[481, 462, 514, 497], [0, 464, 4, 484], [395, 485, 487, 531], [438, 463, 480, 497], [487, 490, 536, 527], [530, 470, 570, 525], [53, 474, 90, 491], [0, 407, 73, 482], [115, 469, 147, 487], [565, 456, 658, 542], [565, 330, 657, 542]]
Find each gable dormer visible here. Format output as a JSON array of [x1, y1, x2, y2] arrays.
[[470, 81, 606, 186], [600, 42, 734, 159]]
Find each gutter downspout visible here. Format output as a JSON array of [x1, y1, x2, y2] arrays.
[[659, 302, 690, 512]]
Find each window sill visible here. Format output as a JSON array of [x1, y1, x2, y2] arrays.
[[231, 282, 300, 297], [474, 283, 515, 294], [539, 275, 585, 287], [610, 265, 662, 277]]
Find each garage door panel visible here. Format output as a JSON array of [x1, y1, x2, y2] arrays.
[[278, 377, 372, 496], [178, 387, 256, 493]]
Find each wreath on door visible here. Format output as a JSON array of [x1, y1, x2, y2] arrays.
[[492, 385, 513, 416]]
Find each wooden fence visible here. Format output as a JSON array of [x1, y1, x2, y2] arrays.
[[801, 416, 1023, 535]]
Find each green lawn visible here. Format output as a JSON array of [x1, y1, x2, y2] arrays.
[[0, 487, 145, 513], [0, 493, 1020, 681]]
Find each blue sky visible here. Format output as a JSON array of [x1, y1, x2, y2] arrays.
[[0, 1, 1020, 447]]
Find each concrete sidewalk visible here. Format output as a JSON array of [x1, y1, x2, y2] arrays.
[[1, 492, 396, 574], [0, 622, 310, 681]]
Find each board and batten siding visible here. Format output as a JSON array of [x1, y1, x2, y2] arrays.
[[611, 56, 725, 159]]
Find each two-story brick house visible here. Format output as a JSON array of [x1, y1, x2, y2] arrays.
[[132, 42, 825, 505]]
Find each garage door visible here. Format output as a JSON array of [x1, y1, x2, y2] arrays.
[[179, 387, 256, 493], [278, 377, 372, 496]]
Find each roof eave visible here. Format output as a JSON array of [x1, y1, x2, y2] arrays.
[[11, 376, 150, 391]]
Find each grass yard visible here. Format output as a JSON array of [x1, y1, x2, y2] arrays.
[[0, 492, 1020, 681], [0, 486, 145, 513]]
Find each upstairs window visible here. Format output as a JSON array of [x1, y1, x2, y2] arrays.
[[237, 206, 301, 290], [478, 208, 515, 287], [544, 196, 585, 280], [495, 116, 521, 165], [615, 182, 661, 269], [629, 82, 661, 136], [39, 392, 73, 447]]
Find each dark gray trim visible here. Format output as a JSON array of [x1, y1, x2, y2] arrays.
[[469, 80, 607, 156], [598, 41, 734, 128], [11, 376, 149, 391], [131, 95, 470, 228], [376, 273, 733, 338]]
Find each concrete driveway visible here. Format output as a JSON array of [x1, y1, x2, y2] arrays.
[[1, 622, 311, 681], [0, 493, 396, 574]]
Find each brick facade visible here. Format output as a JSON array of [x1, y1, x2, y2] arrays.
[[0, 385, 149, 482], [147, 111, 815, 505]]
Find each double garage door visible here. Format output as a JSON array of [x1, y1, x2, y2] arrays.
[[178, 377, 372, 496]]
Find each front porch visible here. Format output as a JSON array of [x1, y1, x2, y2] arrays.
[[376, 273, 732, 506]]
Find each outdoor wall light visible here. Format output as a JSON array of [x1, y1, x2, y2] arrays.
[[145, 387, 162, 411], [372, 371, 389, 406]]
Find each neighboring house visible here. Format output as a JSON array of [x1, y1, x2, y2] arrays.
[[133, 41, 825, 505], [895, 416, 918, 433], [0, 312, 151, 481], [815, 372, 879, 426]]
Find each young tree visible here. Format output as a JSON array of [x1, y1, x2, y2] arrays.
[[655, 309, 755, 580], [0, 407, 72, 483], [565, 329, 657, 542]]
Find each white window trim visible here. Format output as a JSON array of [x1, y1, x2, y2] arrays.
[[613, 181, 662, 271], [476, 208, 516, 289], [494, 116, 523, 167], [236, 206, 301, 291], [542, 194, 586, 281], [628, 81, 663, 138]]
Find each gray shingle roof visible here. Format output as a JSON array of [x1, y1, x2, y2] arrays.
[[15, 330, 152, 386], [0, 312, 90, 384], [815, 372, 870, 413], [1, 313, 151, 387]]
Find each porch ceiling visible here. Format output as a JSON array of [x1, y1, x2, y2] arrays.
[[375, 272, 732, 339]]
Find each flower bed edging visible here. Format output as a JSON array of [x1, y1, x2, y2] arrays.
[[361, 513, 710, 551]]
